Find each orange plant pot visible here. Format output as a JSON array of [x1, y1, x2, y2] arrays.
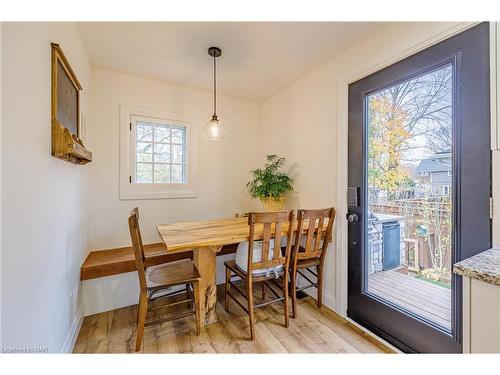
[[260, 196, 286, 211]]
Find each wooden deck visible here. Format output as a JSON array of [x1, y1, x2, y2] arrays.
[[368, 270, 451, 330]]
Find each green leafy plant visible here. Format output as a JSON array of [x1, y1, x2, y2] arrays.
[[247, 155, 294, 199]]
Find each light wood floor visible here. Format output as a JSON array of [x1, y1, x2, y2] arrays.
[[74, 286, 391, 354], [368, 270, 451, 330]]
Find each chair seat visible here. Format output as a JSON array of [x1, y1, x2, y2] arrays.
[[147, 259, 201, 288], [224, 259, 284, 282], [295, 257, 320, 269], [282, 246, 321, 269]]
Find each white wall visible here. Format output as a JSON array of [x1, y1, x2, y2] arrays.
[[87, 68, 261, 249], [260, 59, 339, 308], [1, 23, 91, 353], [260, 22, 480, 315], [0, 21, 3, 350], [83, 67, 261, 315], [493, 151, 500, 246]]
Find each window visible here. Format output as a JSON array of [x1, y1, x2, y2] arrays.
[[120, 105, 197, 200], [132, 117, 187, 184], [443, 185, 450, 195]]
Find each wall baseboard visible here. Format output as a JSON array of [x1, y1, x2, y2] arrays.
[[304, 286, 335, 311], [61, 304, 85, 353]]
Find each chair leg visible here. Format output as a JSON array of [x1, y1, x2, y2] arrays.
[[186, 283, 193, 310], [135, 291, 148, 352], [283, 273, 290, 328], [317, 264, 323, 309], [224, 266, 231, 313], [193, 281, 201, 336], [290, 267, 297, 319], [247, 281, 256, 341], [262, 281, 267, 300]]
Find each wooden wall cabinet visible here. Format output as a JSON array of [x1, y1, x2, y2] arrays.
[[51, 43, 92, 165], [52, 120, 92, 165]]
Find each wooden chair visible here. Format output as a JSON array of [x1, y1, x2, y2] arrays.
[[223, 210, 295, 340], [289, 207, 336, 318], [128, 208, 201, 352]]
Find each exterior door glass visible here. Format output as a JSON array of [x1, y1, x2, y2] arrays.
[[366, 63, 453, 331]]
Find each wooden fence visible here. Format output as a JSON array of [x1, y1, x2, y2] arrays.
[[370, 198, 452, 271]]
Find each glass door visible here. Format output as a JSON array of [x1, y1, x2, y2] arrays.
[[366, 63, 454, 331], [347, 23, 491, 353]]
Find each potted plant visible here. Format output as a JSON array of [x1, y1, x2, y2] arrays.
[[247, 154, 294, 211]]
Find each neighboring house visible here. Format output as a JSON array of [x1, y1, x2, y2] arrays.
[[415, 151, 452, 197]]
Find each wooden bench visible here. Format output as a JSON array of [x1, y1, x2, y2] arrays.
[[81, 243, 237, 280]]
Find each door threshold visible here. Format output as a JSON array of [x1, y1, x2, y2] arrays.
[[345, 317, 402, 353], [318, 303, 397, 353]]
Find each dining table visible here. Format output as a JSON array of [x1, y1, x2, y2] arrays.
[[157, 216, 329, 326]]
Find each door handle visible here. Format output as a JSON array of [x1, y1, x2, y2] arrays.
[[346, 213, 359, 223]]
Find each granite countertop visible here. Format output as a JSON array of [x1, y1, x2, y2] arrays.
[[453, 247, 500, 286]]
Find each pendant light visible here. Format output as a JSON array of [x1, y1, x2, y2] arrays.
[[204, 46, 226, 142]]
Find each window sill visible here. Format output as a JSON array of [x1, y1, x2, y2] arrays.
[[119, 189, 198, 200], [120, 182, 198, 200]]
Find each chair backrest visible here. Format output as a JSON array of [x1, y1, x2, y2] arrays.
[[292, 207, 336, 264], [128, 207, 148, 291], [246, 210, 295, 278]]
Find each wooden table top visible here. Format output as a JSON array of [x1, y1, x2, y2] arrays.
[[157, 216, 327, 253]]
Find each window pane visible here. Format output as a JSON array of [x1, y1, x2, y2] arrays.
[[136, 163, 153, 183], [366, 64, 453, 331], [136, 142, 153, 162], [137, 123, 153, 141], [171, 126, 185, 144], [154, 125, 170, 143], [137, 142, 153, 153], [171, 164, 185, 183], [172, 145, 185, 164], [132, 117, 189, 186], [154, 143, 170, 163], [154, 164, 170, 183]]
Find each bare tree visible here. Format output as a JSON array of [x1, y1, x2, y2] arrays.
[[368, 64, 453, 199], [385, 65, 452, 153]]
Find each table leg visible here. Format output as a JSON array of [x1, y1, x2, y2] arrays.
[[193, 246, 221, 325]]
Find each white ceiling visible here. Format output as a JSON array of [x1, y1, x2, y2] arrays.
[[77, 22, 385, 102]]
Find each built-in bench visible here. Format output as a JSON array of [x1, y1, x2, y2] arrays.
[[80, 243, 237, 280]]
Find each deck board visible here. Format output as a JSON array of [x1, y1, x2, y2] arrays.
[[368, 270, 451, 330], [369, 272, 450, 309]]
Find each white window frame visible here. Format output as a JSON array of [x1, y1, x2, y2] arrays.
[[119, 105, 198, 200]]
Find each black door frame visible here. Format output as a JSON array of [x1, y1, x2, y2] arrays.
[[347, 23, 491, 353]]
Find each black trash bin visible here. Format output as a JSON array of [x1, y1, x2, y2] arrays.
[[382, 221, 400, 270]]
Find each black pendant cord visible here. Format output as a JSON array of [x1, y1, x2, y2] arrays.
[[213, 54, 217, 118], [208, 46, 221, 122]]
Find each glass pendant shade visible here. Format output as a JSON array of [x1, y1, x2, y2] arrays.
[[203, 115, 225, 142], [205, 46, 225, 142]]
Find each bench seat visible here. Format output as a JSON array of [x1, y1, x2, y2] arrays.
[[81, 243, 237, 280]]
